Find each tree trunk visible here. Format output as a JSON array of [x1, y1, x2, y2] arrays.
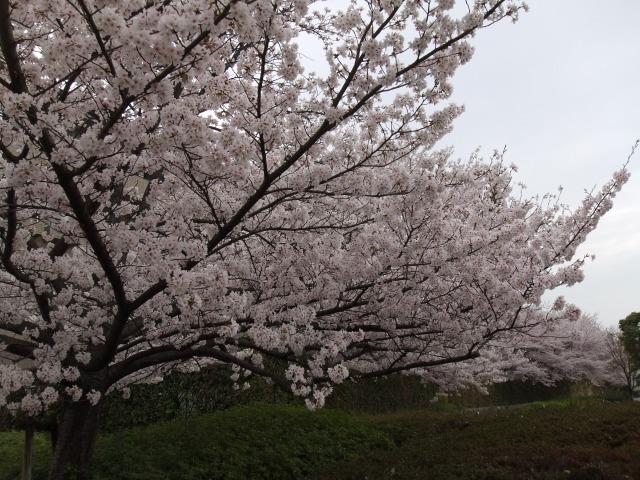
[[47, 400, 103, 480], [22, 425, 34, 480]]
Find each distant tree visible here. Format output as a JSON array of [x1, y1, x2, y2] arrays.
[[0, 1, 629, 479], [605, 327, 635, 395], [513, 312, 616, 388], [619, 312, 640, 371]]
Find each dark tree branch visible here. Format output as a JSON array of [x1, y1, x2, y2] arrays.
[[0, 0, 29, 94], [76, 0, 117, 76]]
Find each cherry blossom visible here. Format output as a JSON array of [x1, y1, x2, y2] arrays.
[[0, 1, 626, 478]]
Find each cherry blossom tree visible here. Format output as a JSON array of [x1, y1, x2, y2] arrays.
[[605, 327, 635, 395], [0, 0, 629, 478], [514, 312, 617, 388]]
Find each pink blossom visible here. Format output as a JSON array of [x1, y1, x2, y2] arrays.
[[0, 0, 622, 432]]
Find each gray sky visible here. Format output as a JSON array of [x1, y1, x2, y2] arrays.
[[442, 1, 640, 328]]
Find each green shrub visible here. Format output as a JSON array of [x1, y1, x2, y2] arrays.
[[3, 402, 640, 480], [325, 375, 439, 413], [100, 366, 290, 432], [92, 403, 393, 480], [310, 402, 640, 480]]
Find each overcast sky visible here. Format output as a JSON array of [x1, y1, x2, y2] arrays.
[[442, 1, 640, 328]]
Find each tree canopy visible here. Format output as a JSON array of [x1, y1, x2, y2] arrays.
[[619, 312, 640, 371], [0, 1, 627, 478]]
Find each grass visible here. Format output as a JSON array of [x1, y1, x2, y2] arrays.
[[1, 401, 639, 480]]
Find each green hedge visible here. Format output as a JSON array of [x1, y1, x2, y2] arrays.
[[100, 372, 603, 429], [1, 364, 612, 435], [100, 366, 290, 432], [0, 404, 393, 480]]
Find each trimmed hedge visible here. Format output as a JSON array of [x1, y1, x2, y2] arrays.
[[100, 366, 290, 432]]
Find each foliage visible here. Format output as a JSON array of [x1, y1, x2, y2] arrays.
[[100, 366, 290, 432], [453, 379, 574, 408], [98, 374, 603, 427], [326, 377, 579, 413], [96, 403, 393, 480], [0, 0, 628, 476], [325, 375, 439, 414], [309, 402, 640, 480], [0, 403, 393, 480], [104, 373, 589, 427], [601, 388, 628, 403], [2, 402, 640, 480], [619, 312, 640, 371]]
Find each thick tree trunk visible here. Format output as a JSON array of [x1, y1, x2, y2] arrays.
[[47, 400, 103, 480]]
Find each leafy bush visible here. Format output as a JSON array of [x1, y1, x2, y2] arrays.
[[325, 375, 440, 413], [93, 403, 392, 480], [3, 402, 640, 480], [325, 376, 580, 413], [310, 402, 640, 480], [96, 361, 606, 433], [100, 366, 290, 432]]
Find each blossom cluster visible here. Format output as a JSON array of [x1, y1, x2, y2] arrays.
[[0, 0, 622, 419]]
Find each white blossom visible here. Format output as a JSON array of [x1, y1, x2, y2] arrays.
[[0, 0, 620, 449]]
